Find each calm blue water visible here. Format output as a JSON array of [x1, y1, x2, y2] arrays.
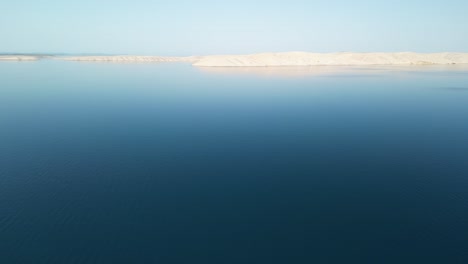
[[1, 61, 468, 263]]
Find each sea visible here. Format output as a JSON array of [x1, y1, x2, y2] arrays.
[[1, 60, 468, 263]]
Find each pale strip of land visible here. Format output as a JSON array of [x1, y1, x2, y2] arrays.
[[192, 52, 468, 67], [0, 55, 40, 61], [58, 52, 468, 66], [60, 56, 199, 63], [3, 52, 468, 66]]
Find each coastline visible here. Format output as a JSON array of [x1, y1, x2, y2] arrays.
[[0, 55, 41, 61], [2, 52, 468, 67]]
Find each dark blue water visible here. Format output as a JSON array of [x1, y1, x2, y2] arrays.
[[1, 61, 468, 263]]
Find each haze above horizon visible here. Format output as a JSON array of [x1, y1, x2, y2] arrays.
[[1, 0, 467, 56]]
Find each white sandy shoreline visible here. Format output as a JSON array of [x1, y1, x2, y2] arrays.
[[0, 55, 41, 61], [58, 56, 199, 63], [191, 52, 468, 67], [2, 52, 468, 67]]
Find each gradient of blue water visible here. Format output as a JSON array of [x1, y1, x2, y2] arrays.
[[1, 61, 468, 263]]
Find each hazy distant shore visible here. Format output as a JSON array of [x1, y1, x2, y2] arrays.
[[0, 55, 41, 61], [2, 52, 468, 66], [191, 52, 468, 67], [59, 56, 199, 63]]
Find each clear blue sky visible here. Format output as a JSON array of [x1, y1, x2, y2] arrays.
[[1, 0, 467, 55]]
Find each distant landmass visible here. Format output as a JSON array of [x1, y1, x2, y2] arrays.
[[2, 52, 468, 67]]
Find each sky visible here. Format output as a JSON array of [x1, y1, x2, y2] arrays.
[[1, 0, 467, 56]]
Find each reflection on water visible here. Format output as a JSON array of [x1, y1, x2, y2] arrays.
[[197, 64, 468, 77]]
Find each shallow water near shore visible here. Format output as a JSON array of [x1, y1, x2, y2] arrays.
[[1, 61, 468, 263]]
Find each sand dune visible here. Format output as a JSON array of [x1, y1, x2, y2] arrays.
[[0, 55, 40, 61], [192, 52, 468, 67]]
